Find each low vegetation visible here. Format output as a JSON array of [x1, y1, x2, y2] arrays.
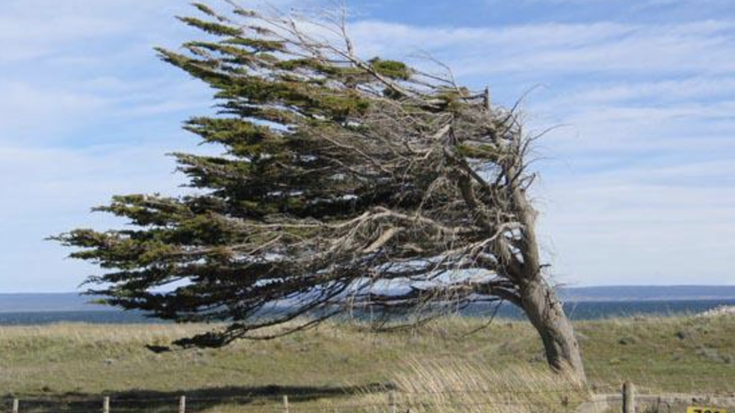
[[389, 358, 588, 413], [0, 315, 732, 412]]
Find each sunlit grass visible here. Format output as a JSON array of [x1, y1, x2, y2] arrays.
[[0, 315, 732, 413]]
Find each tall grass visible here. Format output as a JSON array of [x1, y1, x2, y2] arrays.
[[389, 357, 589, 413], [1, 315, 732, 401]]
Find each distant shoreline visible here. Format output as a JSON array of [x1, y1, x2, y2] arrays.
[[1, 296, 735, 313], [2, 285, 735, 312], [0, 298, 734, 325]]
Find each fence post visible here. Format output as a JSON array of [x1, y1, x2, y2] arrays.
[[622, 381, 635, 413], [103, 397, 110, 413], [179, 396, 186, 413], [388, 391, 397, 413], [282, 395, 289, 413], [12, 399, 19, 413]]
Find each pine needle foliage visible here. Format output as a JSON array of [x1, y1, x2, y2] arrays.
[[55, 3, 583, 380]]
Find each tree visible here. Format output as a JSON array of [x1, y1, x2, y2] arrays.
[[55, 2, 586, 381]]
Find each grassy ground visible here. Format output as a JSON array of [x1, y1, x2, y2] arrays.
[[0, 315, 732, 412]]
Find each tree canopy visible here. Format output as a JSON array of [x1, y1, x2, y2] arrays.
[[56, 2, 585, 380]]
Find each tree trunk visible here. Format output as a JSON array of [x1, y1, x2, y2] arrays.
[[504, 182, 587, 382], [521, 279, 587, 383]]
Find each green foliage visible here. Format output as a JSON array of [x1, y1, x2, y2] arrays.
[[176, 17, 242, 37], [191, 3, 217, 17], [183, 117, 279, 157], [369, 58, 411, 80], [56, 3, 498, 349], [226, 37, 286, 52]]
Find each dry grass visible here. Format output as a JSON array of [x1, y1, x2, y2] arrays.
[[0, 315, 732, 413], [0, 323, 212, 344], [390, 357, 588, 413], [304, 356, 591, 413]]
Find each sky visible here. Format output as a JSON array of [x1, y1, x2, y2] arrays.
[[1, 0, 734, 292]]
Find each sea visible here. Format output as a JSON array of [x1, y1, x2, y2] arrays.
[[0, 299, 734, 325]]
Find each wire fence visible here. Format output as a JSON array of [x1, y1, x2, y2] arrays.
[[3, 384, 735, 413], [1, 389, 574, 413]]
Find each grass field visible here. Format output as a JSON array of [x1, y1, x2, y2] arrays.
[[0, 315, 733, 412]]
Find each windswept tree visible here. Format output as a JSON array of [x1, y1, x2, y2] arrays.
[[56, 2, 586, 381]]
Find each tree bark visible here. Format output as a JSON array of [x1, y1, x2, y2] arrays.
[[520, 278, 587, 382], [503, 179, 587, 382]]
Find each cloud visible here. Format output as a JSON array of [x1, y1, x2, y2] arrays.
[[551, 77, 735, 104], [0, 0, 216, 292], [0, 81, 109, 141], [0, 144, 184, 216], [344, 16, 735, 286], [537, 159, 735, 286], [487, 0, 731, 5], [0, 1, 180, 63], [347, 20, 735, 79], [1, 0, 734, 290], [0, 143, 196, 292]]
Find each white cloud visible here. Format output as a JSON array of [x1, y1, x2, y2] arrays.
[[537, 161, 735, 286], [1, 0, 734, 290], [0, 81, 109, 141], [552, 77, 735, 104], [489, 0, 732, 5], [348, 20, 735, 77], [0, 143, 198, 292], [0, 141, 220, 293], [0, 0, 216, 292], [0, 15, 127, 62], [344, 17, 734, 286]]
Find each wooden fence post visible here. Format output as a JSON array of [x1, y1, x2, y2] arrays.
[[282, 395, 289, 413], [179, 396, 186, 413], [388, 391, 397, 413], [12, 399, 19, 413], [622, 381, 635, 413], [103, 397, 110, 413]]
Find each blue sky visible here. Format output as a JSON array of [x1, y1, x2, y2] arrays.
[[1, 0, 734, 292]]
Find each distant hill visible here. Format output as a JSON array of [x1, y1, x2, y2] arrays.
[[0, 285, 734, 312]]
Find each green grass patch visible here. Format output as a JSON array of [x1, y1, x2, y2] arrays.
[[0, 316, 732, 412]]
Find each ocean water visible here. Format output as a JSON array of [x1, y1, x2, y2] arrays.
[[0, 310, 165, 325], [0, 299, 733, 325], [481, 299, 735, 320]]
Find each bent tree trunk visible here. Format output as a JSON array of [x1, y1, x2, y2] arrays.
[[521, 279, 587, 382], [504, 184, 587, 382]]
